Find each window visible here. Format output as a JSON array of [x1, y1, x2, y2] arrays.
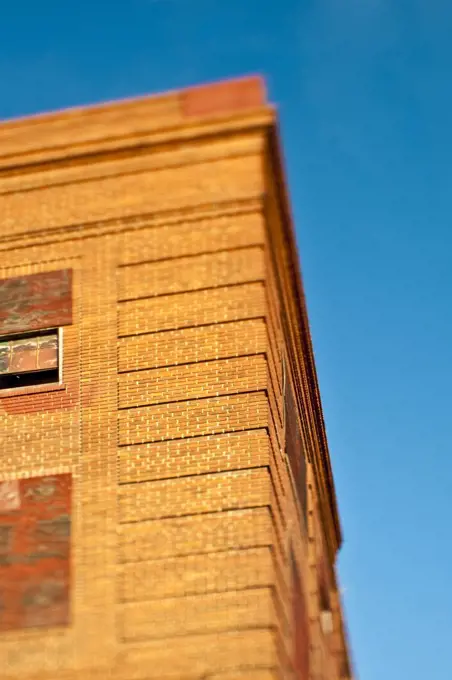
[[0, 269, 72, 390], [0, 329, 60, 390]]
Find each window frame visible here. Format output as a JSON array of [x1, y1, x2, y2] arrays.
[[0, 327, 63, 393]]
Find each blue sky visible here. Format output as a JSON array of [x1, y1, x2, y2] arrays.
[[1, 1, 451, 677]]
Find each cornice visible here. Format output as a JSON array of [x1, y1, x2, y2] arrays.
[[0, 125, 266, 195], [0, 110, 273, 178], [0, 76, 270, 173]]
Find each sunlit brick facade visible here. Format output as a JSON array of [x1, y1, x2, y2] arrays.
[[0, 77, 353, 680]]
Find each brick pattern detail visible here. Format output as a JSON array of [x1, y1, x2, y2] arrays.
[[120, 587, 275, 641], [119, 468, 271, 522], [113, 167, 276, 676], [119, 212, 265, 266], [118, 318, 267, 372], [0, 270, 72, 335], [118, 355, 267, 408], [118, 246, 264, 300], [119, 392, 269, 446], [118, 507, 273, 562], [0, 474, 71, 633], [118, 629, 277, 679], [118, 282, 265, 336], [118, 547, 273, 601], [119, 429, 269, 484], [0, 155, 262, 238]]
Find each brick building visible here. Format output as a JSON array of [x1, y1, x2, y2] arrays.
[[0, 77, 353, 680]]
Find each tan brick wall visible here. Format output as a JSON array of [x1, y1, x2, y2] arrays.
[[263, 163, 351, 679], [118, 317, 267, 371], [0, 121, 280, 679], [118, 281, 266, 336], [118, 507, 274, 562], [118, 429, 270, 483], [0, 79, 352, 680], [118, 546, 274, 601]]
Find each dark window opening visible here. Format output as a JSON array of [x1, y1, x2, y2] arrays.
[[0, 369, 59, 390]]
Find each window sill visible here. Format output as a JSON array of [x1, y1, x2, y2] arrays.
[[0, 382, 66, 399]]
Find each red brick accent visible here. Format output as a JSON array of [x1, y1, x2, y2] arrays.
[[0, 384, 77, 414], [180, 76, 266, 119], [0, 269, 72, 335], [0, 474, 71, 632]]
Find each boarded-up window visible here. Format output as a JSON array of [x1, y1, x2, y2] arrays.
[[0, 269, 72, 335], [0, 474, 71, 632], [285, 374, 307, 525], [290, 546, 309, 679]]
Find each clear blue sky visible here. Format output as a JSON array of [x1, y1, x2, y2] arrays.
[[1, 1, 451, 678]]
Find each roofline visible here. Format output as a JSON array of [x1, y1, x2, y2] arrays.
[[0, 74, 267, 128], [0, 75, 267, 170]]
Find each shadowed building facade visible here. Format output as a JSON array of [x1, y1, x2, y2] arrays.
[[0, 77, 353, 680]]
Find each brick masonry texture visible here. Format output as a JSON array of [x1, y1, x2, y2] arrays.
[[118, 281, 266, 336], [117, 318, 267, 372], [118, 429, 270, 483], [118, 546, 274, 601], [0, 76, 353, 680]]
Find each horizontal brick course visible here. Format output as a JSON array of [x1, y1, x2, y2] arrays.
[[118, 629, 277, 679], [119, 587, 275, 641], [118, 282, 266, 337], [118, 468, 272, 522], [209, 671, 278, 680], [118, 319, 267, 372], [118, 247, 264, 300], [118, 547, 273, 601], [0, 155, 263, 238], [119, 212, 265, 266], [118, 355, 268, 409], [119, 429, 270, 484], [118, 507, 273, 562], [118, 392, 269, 446]]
